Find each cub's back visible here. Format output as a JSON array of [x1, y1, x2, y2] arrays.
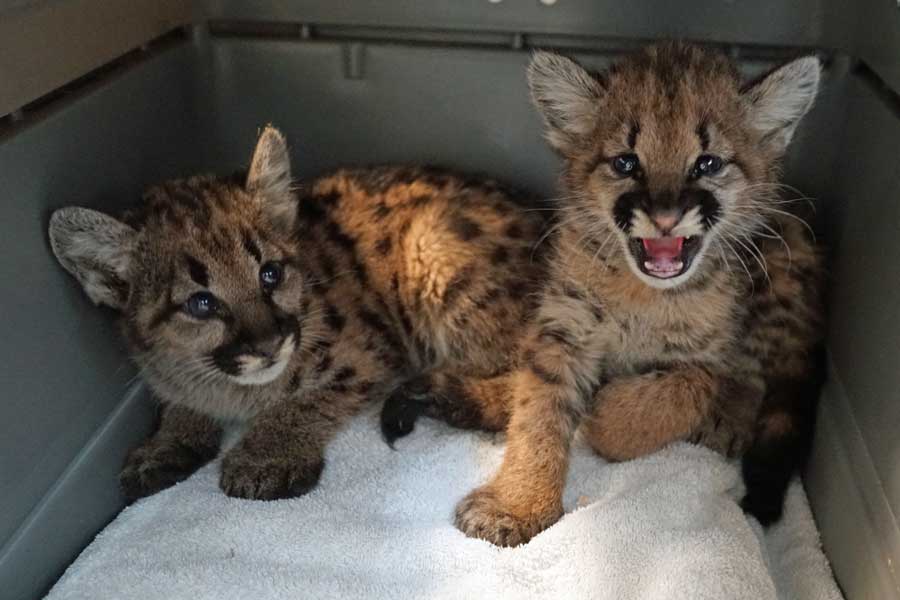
[[296, 166, 548, 376]]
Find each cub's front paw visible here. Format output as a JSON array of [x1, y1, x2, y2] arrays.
[[120, 438, 216, 502], [219, 449, 324, 500], [454, 486, 561, 547]]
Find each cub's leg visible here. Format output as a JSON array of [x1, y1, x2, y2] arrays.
[[582, 366, 718, 462], [120, 403, 222, 501], [454, 295, 606, 546], [584, 369, 762, 461], [220, 388, 369, 500], [380, 370, 511, 445]]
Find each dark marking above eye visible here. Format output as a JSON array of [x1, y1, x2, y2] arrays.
[[627, 121, 641, 150], [242, 231, 262, 262], [185, 255, 209, 287], [696, 121, 710, 151]]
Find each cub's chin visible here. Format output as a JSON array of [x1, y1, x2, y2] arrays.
[[621, 234, 708, 290]]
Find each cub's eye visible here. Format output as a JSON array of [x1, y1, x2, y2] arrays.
[[185, 292, 218, 320], [259, 261, 284, 290], [612, 154, 640, 177], [692, 155, 724, 178]]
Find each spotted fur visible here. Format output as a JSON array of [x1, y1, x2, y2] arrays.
[[49, 126, 545, 501], [382, 44, 825, 545]]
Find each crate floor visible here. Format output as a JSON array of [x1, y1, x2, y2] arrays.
[[47, 407, 842, 600]]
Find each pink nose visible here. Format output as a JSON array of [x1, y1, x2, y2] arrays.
[[652, 212, 680, 233]]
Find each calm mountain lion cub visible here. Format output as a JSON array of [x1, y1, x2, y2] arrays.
[[50, 127, 545, 501], [383, 43, 825, 545]]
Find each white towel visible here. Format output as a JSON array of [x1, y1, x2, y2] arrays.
[[47, 407, 842, 600]]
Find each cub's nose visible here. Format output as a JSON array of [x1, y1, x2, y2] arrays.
[[650, 209, 683, 234], [252, 335, 285, 359]]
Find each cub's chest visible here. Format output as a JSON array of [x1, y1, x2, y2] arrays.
[[599, 283, 742, 373]]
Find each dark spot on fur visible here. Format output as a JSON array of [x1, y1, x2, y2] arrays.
[[318, 191, 340, 207], [474, 287, 504, 310], [297, 196, 327, 224], [325, 220, 356, 251], [375, 236, 392, 256], [490, 246, 509, 265], [359, 307, 403, 353], [325, 304, 345, 332], [315, 352, 334, 374], [333, 366, 356, 383], [451, 214, 482, 241], [373, 202, 391, 219], [442, 267, 474, 305], [319, 252, 336, 280], [505, 279, 530, 300], [504, 223, 523, 239]]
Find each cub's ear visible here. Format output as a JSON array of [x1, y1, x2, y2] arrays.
[[49, 207, 136, 310], [246, 125, 296, 232], [742, 56, 821, 155], [527, 51, 605, 155]]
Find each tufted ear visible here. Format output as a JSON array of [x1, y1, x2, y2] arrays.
[[742, 56, 821, 155], [527, 51, 606, 155], [49, 207, 136, 310], [246, 125, 296, 232]]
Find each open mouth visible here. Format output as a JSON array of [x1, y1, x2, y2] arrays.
[[628, 236, 702, 279]]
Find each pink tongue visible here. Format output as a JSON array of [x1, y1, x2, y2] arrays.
[[642, 237, 684, 260]]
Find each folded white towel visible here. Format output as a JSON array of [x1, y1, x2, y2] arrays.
[[47, 407, 842, 600]]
